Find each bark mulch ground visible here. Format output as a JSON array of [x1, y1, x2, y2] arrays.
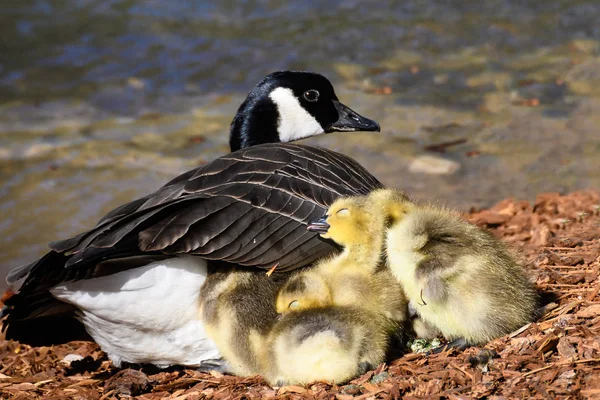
[[1, 190, 599, 399]]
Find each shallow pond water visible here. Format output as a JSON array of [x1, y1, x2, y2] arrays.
[[1, 0, 600, 287]]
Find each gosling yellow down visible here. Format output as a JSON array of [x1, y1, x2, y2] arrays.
[[369, 188, 539, 348], [276, 195, 408, 324]]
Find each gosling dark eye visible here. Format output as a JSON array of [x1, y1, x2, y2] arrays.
[[303, 89, 319, 102]]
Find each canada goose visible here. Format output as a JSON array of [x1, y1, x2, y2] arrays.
[[371, 188, 539, 347], [199, 267, 390, 386], [1, 71, 383, 369], [275, 195, 409, 325]]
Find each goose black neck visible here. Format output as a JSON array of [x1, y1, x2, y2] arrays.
[[229, 94, 280, 152]]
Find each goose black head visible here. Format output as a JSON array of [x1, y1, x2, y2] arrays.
[[229, 71, 381, 151]]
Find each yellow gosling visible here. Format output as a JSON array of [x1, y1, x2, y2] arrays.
[[276, 195, 409, 324], [371, 188, 539, 346]]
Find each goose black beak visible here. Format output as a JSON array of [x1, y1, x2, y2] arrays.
[[327, 100, 381, 133], [307, 216, 330, 233]]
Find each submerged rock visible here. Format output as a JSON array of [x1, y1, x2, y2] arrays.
[[409, 155, 461, 175]]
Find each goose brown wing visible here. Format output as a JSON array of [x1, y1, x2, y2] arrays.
[[18, 143, 382, 288]]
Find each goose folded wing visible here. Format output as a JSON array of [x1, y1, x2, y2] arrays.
[[14, 144, 383, 289]]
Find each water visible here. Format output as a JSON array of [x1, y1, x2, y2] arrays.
[[1, 0, 600, 286]]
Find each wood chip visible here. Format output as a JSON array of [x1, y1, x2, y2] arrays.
[[5, 382, 37, 391], [557, 337, 578, 361]]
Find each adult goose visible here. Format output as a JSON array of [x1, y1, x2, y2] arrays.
[[2, 71, 384, 368]]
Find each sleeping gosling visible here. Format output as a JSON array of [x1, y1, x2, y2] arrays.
[[275, 196, 409, 325], [370, 188, 539, 348], [266, 306, 391, 385], [198, 264, 287, 378]]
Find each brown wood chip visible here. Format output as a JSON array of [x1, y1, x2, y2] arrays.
[[1, 190, 600, 399]]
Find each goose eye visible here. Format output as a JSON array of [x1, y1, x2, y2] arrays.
[[336, 208, 350, 217], [303, 89, 319, 102], [288, 300, 300, 309]]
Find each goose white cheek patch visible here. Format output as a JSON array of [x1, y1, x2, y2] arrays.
[[269, 87, 325, 142]]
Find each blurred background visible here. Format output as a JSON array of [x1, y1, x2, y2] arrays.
[[1, 0, 599, 286]]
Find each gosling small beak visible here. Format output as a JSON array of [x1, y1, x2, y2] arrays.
[[307, 216, 330, 234], [326, 100, 381, 133]]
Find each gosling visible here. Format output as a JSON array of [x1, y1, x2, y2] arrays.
[[276, 196, 409, 325], [267, 306, 391, 385], [198, 264, 286, 379], [370, 188, 539, 348]]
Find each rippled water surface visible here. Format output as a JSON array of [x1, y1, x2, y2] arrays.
[[1, 0, 600, 285]]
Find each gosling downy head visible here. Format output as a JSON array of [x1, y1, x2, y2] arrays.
[[366, 188, 414, 223], [229, 71, 380, 151], [307, 196, 378, 247], [275, 272, 332, 314]]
